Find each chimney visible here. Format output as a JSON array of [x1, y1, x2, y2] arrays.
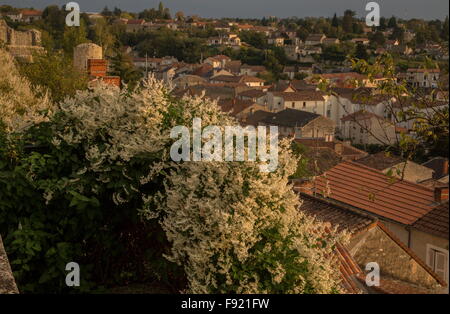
[[434, 187, 449, 203], [334, 143, 343, 155]]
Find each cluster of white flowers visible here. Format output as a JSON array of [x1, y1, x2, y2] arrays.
[[1, 56, 345, 293], [157, 138, 344, 293], [0, 49, 52, 134]]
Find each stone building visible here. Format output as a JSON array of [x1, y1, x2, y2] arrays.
[[73, 43, 103, 72], [0, 19, 43, 61]]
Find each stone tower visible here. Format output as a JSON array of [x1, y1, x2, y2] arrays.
[[73, 43, 103, 72]]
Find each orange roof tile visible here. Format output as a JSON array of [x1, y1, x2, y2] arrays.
[[313, 161, 438, 225]]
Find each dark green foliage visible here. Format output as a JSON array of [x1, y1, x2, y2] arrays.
[[0, 120, 185, 293]]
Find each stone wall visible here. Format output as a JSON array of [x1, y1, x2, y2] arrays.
[[0, 19, 43, 61], [0, 235, 19, 294], [349, 225, 444, 291], [73, 43, 103, 72]]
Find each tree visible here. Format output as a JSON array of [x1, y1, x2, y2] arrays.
[[110, 50, 142, 89], [378, 17, 387, 31], [441, 16, 449, 41], [390, 26, 405, 43], [17, 50, 88, 103], [331, 13, 339, 28], [323, 54, 449, 165], [1, 56, 345, 293], [354, 43, 369, 60], [352, 22, 363, 34], [62, 20, 89, 54], [388, 16, 397, 29], [239, 30, 267, 49], [101, 6, 113, 17], [342, 10, 355, 33], [92, 17, 116, 56], [113, 7, 122, 17], [369, 30, 386, 47], [322, 44, 347, 62]]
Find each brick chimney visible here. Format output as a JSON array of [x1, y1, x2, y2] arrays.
[[434, 186, 449, 203], [87, 59, 107, 77]]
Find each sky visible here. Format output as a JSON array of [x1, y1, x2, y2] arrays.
[[2, 0, 449, 20]]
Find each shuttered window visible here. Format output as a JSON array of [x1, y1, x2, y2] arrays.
[[427, 245, 449, 284]]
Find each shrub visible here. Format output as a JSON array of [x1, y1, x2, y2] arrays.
[[0, 48, 344, 293]]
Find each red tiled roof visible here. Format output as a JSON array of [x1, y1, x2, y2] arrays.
[[127, 19, 145, 25], [313, 161, 438, 225], [413, 201, 449, 239], [20, 9, 42, 16], [238, 89, 266, 99], [336, 243, 364, 293], [341, 110, 387, 122], [272, 91, 325, 101], [299, 193, 377, 234], [298, 194, 447, 292]]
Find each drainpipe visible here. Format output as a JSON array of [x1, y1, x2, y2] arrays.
[[406, 226, 412, 248]]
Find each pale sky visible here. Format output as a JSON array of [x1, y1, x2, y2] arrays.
[[2, 0, 449, 20]]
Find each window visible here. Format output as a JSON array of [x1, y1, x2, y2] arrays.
[[327, 109, 331, 117], [303, 102, 306, 108], [292, 102, 295, 108], [427, 244, 449, 283]]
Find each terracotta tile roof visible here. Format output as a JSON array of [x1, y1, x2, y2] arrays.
[[313, 161, 438, 225], [336, 243, 364, 293], [224, 60, 242, 73], [413, 201, 449, 239], [238, 89, 266, 99], [294, 138, 368, 160], [341, 110, 388, 122], [240, 75, 266, 83], [299, 193, 377, 234], [301, 147, 343, 176], [319, 72, 367, 81], [217, 98, 256, 116], [210, 54, 231, 61], [20, 9, 42, 16], [211, 75, 241, 83], [127, 19, 145, 25], [272, 91, 325, 101], [355, 152, 403, 170], [192, 63, 213, 77], [241, 64, 267, 72], [243, 110, 274, 127], [298, 195, 447, 293], [260, 108, 321, 128], [290, 80, 320, 91]]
